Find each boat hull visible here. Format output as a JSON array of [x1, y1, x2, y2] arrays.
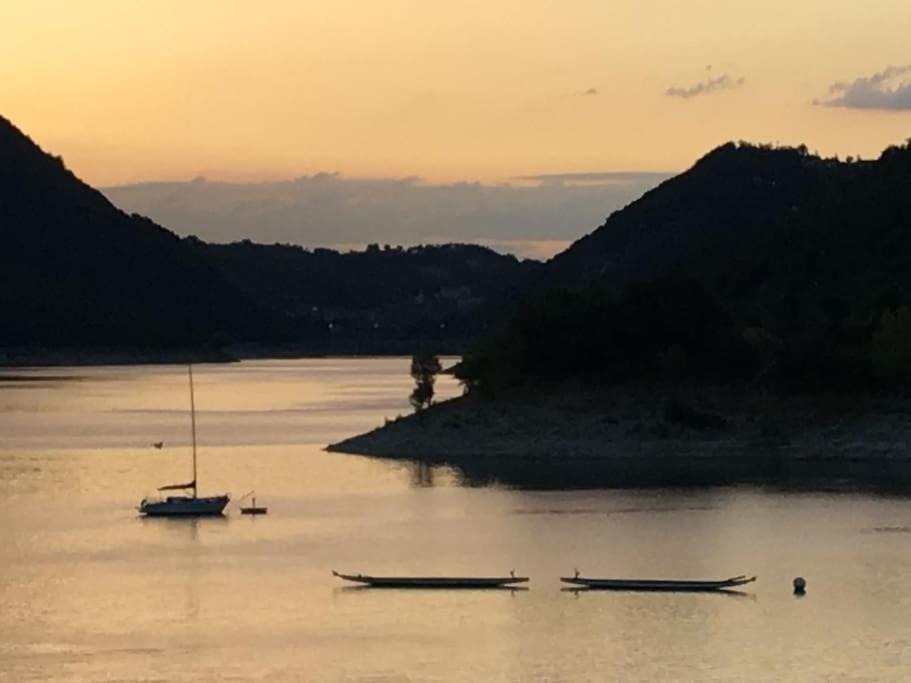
[[240, 507, 268, 515], [333, 571, 528, 588], [139, 495, 230, 517], [561, 575, 756, 592]]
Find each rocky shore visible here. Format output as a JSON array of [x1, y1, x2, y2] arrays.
[[327, 384, 911, 467]]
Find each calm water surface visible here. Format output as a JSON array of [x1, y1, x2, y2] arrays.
[[1, 359, 911, 681]]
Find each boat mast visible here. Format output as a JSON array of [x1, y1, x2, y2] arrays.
[[188, 364, 198, 499]]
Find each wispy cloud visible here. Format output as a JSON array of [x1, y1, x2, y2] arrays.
[[581, 87, 598, 97], [516, 171, 672, 187], [815, 65, 911, 110], [666, 74, 745, 99]]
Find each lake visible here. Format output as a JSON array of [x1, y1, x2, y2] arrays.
[[1, 358, 910, 681]]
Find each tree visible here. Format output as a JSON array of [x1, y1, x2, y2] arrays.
[[410, 353, 442, 412]]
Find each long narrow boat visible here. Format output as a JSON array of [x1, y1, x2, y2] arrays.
[[332, 570, 529, 588], [561, 572, 756, 592]]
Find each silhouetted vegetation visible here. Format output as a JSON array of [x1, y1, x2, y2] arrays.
[[545, 141, 861, 289], [0, 115, 273, 348], [7, 105, 911, 387], [0, 114, 534, 353], [410, 353, 442, 412], [456, 279, 758, 393], [460, 140, 911, 394], [189, 239, 537, 347]]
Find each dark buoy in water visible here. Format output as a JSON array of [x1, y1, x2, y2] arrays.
[[793, 577, 806, 595]]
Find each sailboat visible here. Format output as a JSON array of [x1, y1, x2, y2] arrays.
[[138, 365, 230, 517]]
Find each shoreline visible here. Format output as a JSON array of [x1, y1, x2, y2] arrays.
[[327, 385, 911, 469], [0, 347, 240, 368], [0, 345, 462, 368]]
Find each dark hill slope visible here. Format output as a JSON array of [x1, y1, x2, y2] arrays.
[[0, 115, 536, 351], [545, 143, 862, 288], [751, 143, 911, 307], [0, 116, 272, 346], [191, 240, 538, 340], [460, 141, 911, 392]]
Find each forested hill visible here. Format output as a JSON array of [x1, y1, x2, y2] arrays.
[[544, 142, 865, 288], [0, 115, 536, 352], [460, 141, 911, 393], [541, 139, 911, 317], [0, 115, 271, 347], [188, 240, 538, 344]]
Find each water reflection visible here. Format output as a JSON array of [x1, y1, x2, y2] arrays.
[[335, 585, 529, 594], [138, 514, 229, 536], [562, 587, 756, 599], [407, 461, 436, 488], [0, 374, 87, 384], [135, 516, 230, 624], [4, 360, 911, 681], [412, 455, 911, 495]]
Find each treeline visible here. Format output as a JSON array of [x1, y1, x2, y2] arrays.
[[455, 280, 911, 394], [190, 239, 537, 342], [458, 141, 911, 395], [0, 113, 536, 351]]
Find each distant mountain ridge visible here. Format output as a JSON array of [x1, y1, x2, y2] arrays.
[[188, 239, 538, 344], [0, 115, 535, 351], [7, 108, 911, 374]]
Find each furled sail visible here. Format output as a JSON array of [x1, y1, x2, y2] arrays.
[[158, 480, 196, 491]]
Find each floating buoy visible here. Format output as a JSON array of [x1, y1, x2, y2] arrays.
[[793, 577, 806, 595]]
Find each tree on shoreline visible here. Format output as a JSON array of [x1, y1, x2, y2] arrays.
[[410, 353, 442, 412]]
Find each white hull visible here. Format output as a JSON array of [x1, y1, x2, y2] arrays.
[[139, 495, 229, 517], [139, 367, 229, 518]]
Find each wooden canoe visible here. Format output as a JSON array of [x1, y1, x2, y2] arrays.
[[332, 570, 529, 588], [561, 574, 756, 592]]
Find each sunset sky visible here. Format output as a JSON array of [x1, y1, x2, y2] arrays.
[[4, 1, 911, 254], [5, 0, 911, 184]]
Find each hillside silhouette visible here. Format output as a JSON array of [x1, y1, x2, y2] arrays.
[[545, 142, 863, 286], [190, 239, 536, 348], [460, 141, 911, 393], [0, 115, 270, 347], [7, 109, 911, 377], [0, 115, 534, 353]]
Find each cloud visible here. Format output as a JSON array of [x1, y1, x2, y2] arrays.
[[516, 171, 672, 187], [815, 65, 911, 110], [582, 87, 598, 96], [102, 172, 672, 257], [666, 74, 745, 99], [476, 239, 573, 260]]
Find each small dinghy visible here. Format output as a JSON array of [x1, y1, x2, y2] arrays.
[[561, 570, 756, 592], [332, 570, 528, 588], [238, 491, 268, 515], [241, 503, 267, 515]]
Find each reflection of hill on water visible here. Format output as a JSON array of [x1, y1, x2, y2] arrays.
[[0, 374, 87, 383], [435, 456, 911, 495]]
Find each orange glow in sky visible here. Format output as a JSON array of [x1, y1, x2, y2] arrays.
[[3, 1, 910, 185]]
